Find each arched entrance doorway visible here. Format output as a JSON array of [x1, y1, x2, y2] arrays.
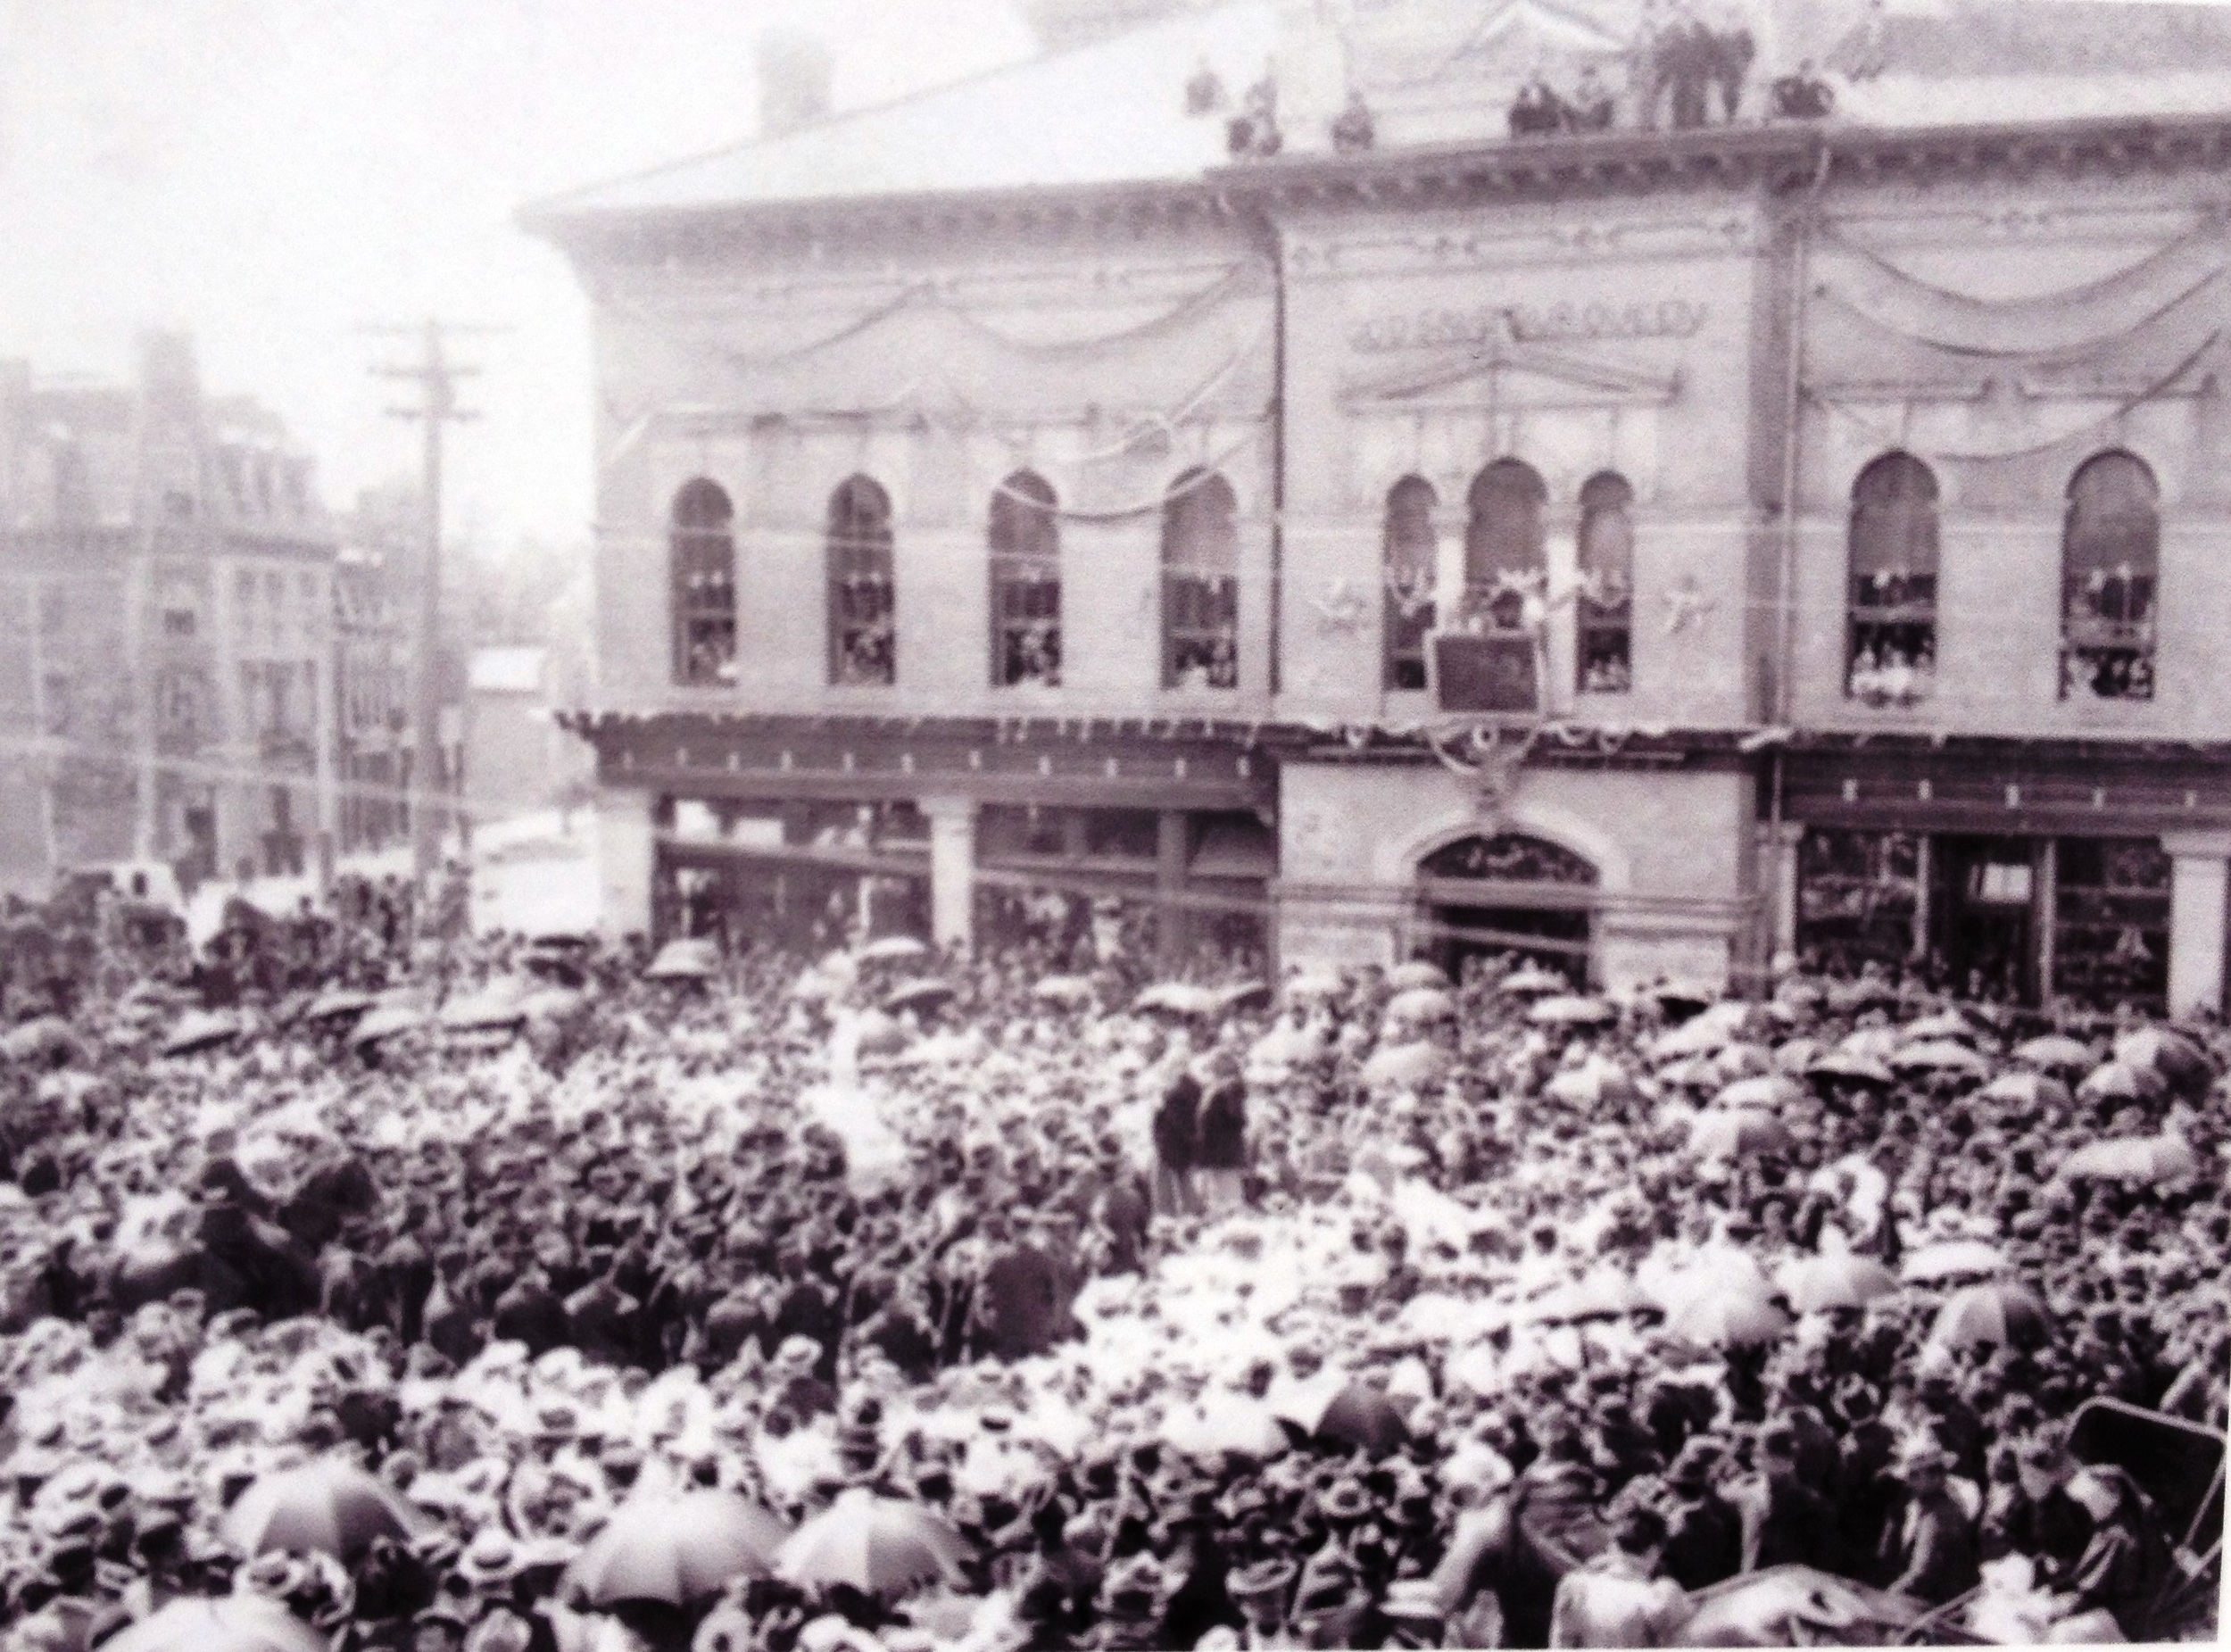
[[1414, 831, 1599, 984]]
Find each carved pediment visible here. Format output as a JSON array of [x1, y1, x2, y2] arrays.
[[1341, 338, 1679, 411]]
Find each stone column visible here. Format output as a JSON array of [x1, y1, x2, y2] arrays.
[[2162, 830, 2231, 1017], [596, 786, 655, 942], [920, 795, 976, 951], [1158, 810, 1190, 970]]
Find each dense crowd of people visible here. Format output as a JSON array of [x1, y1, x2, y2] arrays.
[[0, 879, 2225, 1650]]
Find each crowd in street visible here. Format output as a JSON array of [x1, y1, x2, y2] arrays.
[[0, 887, 2225, 1651]]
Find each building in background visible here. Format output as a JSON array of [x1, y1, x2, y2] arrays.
[[464, 644, 594, 826], [527, 0, 2231, 1011], [0, 335, 340, 897]]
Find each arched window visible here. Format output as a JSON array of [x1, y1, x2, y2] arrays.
[[1845, 452, 1937, 706], [2062, 451, 2158, 701], [1382, 476, 1437, 692], [1160, 469, 1239, 689], [989, 472, 1061, 687], [1576, 472, 1634, 694], [827, 476, 895, 686], [1464, 459, 1547, 632], [669, 478, 736, 685]]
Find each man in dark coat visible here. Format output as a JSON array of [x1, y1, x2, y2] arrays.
[[1735, 1423, 1842, 1574], [1151, 1058, 1202, 1219], [1656, 1441, 1742, 1591]]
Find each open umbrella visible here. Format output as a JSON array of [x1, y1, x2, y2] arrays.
[[1214, 979, 1273, 1014], [1525, 1268, 1650, 1324], [1825, 977, 1897, 1015], [1773, 1038, 1824, 1076], [1978, 1070, 2072, 1112], [776, 1488, 968, 1596], [1715, 1074, 1804, 1113], [438, 980, 530, 1031], [348, 1005, 427, 1048], [0, 1016, 79, 1065], [1668, 1289, 1789, 1349], [1900, 1240, 2008, 1285], [101, 1597, 328, 1652], [162, 1009, 243, 1058], [2013, 1034, 2095, 1075], [1901, 1009, 1978, 1045], [2078, 1061, 2167, 1106], [520, 986, 586, 1022], [2061, 1134, 2200, 1187], [1656, 1056, 1721, 1092], [644, 939, 720, 982], [1283, 969, 1347, 1003], [1133, 982, 1218, 1017], [854, 1010, 911, 1058], [1032, 975, 1097, 1008], [1928, 1282, 2050, 1352], [1384, 986, 1457, 1025], [1162, 1393, 1290, 1463], [1497, 963, 1568, 997], [1528, 994, 1616, 1028], [883, 979, 956, 1016], [1652, 1017, 1737, 1061], [1544, 1063, 1637, 1108], [1890, 1039, 1989, 1078], [1687, 1108, 1793, 1159], [300, 990, 375, 1025], [2113, 1027, 2213, 1099], [566, 1491, 790, 1606], [1387, 960, 1450, 992], [1804, 1050, 1895, 1087], [1642, 1246, 1773, 1315], [1776, 1253, 1899, 1314], [1837, 1026, 1903, 1061], [1272, 1378, 1407, 1453], [1360, 1042, 1451, 1092], [222, 1460, 434, 1563], [856, 935, 930, 966]]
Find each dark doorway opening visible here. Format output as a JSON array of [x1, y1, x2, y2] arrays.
[[1928, 834, 2038, 1003]]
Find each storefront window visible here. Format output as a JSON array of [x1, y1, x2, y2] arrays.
[[1846, 452, 1937, 707], [2052, 837, 2169, 1010], [1796, 827, 1920, 975]]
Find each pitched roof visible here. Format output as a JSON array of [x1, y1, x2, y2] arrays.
[[524, 2, 1277, 226]]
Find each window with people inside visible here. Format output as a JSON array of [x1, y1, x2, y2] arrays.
[[827, 476, 896, 687], [990, 472, 1061, 689], [1161, 469, 1240, 691], [1845, 452, 1939, 708], [668, 478, 737, 687], [1381, 477, 1437, 692], [1575, 472, 1634, 694], [2061, 451, 2158, 702]]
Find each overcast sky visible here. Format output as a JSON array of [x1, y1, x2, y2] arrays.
[[0, 1, 2221, 557], [0, 0, 1033, 553]]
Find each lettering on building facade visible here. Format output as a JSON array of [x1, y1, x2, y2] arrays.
[[1350, 298, 1707, 353]]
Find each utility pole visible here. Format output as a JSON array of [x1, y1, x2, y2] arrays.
[[369, 320, 490, 878]]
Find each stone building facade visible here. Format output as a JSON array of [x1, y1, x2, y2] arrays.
[[0, 336, 340, 896], [529, 0, 2231, 1011]]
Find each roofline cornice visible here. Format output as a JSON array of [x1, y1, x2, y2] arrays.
[[522, 110, 2231, 258]]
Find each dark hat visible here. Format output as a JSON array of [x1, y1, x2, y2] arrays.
[[1665, 1438, 1723, 1491], [1315, 1476, 1373, 1522]]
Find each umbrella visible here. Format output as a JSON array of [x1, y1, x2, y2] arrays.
[[1133, 982, 1218, 1017], [2113, 1027, 2213, 1099], [1643, 1246, 1774, 1314], [1825, 977, 1897, 1015], [349, 1005, 428, 1047], [2014, 1034, 2095, 1075], [644, 939, 720, 982], [1526, 1268, 1650, 1324], [1387, 960, 1450, 992], [1544, 1063, 1637, 1107], [1776, 1254, 1899, 1314], [520, 986, 587, 1022], [2078, 1061, 2167, 1106], [1900, 1240, 2009, 1285], [1273, 1379, 1407, 1453], [1384, 986, 1457, 1024], [1902, 1009, 1978, 1045], [1712, 1042, 1775, 1082], [0, 1016, 78, 1064], [1773, 1038, 1824, 1075], [1213, 979, 1273, 1014], [1497, 963, 1569, 996], [2061, 1134, 2200, 1186], [222, 1460, 434, 1563], [1360, 1041, 1451, 1092], [1714, 1074, 1803, 1113], [1162, 1393, 1290, 1462], [1837, 1026, 1903, 1061], [1283, 969, 1347, 1003], [1032, 975, 1097, 1008], [854, 1010, 911, 1057], [856, 935, 930, 966], [776, 1488, 968, 1595], [1668, 1289, 1790, 1349], [566, 1491, 790, 1606], [1652, 1018, 1734, 1060], [1528, 994, 1616, 1028], [1655, 981, 1720, 1017], [1687, 1108, 1793, 1159], [1890, 1039, 1989, 1077], [1928, 1283, 2050, 1352], [300, 990, 375, 1025], [438, 981, 530, 1031], [1978, 1070, 2072, 1111], [883, 979, 956, 1016], [101, 1597, 328, 1652], [1656, 1056, 1721, 1092], [1804, 1050, 1895, 1087], [162, 1009, 242, 1058]]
